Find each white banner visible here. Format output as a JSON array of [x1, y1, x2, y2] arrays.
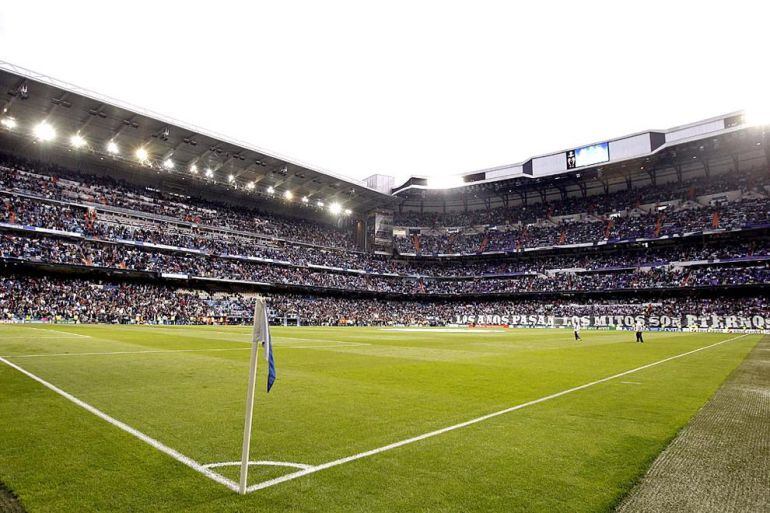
[[453, 313, 770, 330]]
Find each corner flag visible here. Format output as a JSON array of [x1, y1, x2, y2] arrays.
[[254, 298, 276, 392], [239, 297, 276, 494]]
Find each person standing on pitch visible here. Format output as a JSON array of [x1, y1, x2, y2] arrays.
[[635, 320, 644, 343], [573, 318, 582, 341]]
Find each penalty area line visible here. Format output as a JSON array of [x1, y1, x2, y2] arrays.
[[244, 333, 749, 493], [0, 355, 240, 492]]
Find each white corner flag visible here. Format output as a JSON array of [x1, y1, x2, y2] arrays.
[[238, 297, 276, 494]]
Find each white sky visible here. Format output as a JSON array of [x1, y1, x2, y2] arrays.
[[0, 1, 767, 186]]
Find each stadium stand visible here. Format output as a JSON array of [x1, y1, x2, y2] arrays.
[[0, 65, 768, 327]]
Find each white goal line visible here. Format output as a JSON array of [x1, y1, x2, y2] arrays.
[[0, 333, 750, 495]]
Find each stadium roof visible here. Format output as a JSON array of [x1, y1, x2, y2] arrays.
[[393, 111, 762, 195], [0, 61, 395, 215], [1, 60, 767, 217]]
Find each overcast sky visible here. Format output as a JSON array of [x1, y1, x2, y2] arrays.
[[0, 2, 766, 185]]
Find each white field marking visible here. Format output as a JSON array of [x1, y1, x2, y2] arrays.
[[380, 328, 507, 333], [2, 347, 252, 358], [203, 461, 314, 471], [243, 333, 750, 493], [8, 326, 92, 338], [620, 381, 644, 385], [0, 355, 240, 492]]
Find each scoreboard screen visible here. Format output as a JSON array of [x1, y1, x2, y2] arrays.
[[567, 142, 610, 169]]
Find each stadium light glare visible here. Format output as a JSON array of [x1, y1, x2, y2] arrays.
[[190, 164, 198, 174], [744, 106, 770, 127], [246, 181, 255, 190], [344, 208, 352, 215], [329, 202, 342, 215], [316, 200, 324, 207], [427, 175, 465, 189], [69, 134, 87, 148], [33, 121, 56, 142], [284, 190, 293, 200], [205, 168, 214, 178], [135, 147, 149, 161], [163, 158, 175, 170], [228, 174, 235, 183], [301, 196, 309, 203], [0, 117, 17, 129], [267, 186, 275, 194], [106, 141, 119, 154]]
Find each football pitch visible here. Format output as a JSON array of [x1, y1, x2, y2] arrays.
[[0, 325, 762, 512]]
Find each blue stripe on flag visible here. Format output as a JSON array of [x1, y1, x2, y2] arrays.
[[260, 301, 276, 392], [266, 342, 276, 392]]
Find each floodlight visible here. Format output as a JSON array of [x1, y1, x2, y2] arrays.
[[246, 181, 255, 190], [316, 200, 325, 207], [205, 168, 214, 178], [106, 141, 119, 154], [70, 134, 87, 148], [163, 158, 175, 170], [190, 164, 198, 174], [284, 190, 293, 200], [329, 202, 342, 215], [135, 148, 149, 161], [301, 196, 309, 203], [344, 208, 352, 215], [33, 121, 56, 142], [0, 117, 17, 129], [267, 186, 275, 194], [228, 174, 235, 183]]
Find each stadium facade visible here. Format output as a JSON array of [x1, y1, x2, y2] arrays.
[[0, 61, 767, 328]]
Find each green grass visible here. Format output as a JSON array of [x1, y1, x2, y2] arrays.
[[0, 325, 761, 512]]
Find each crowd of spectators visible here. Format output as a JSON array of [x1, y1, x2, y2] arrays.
[[0, 154, 358, 250], [3, 153, 769, 260], [2, 233, 767, 295], [2, 274, 767, 326], [3, 193, 769, 277], [1, 193, 394, 271], [394, 167, 770, 228], [395, 199, 770, 255]]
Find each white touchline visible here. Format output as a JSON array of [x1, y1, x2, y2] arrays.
[[0, 355, 240, 493], [243, 333, 750, 493]]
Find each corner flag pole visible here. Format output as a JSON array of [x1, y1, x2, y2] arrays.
[[238, 298, 262, 494]]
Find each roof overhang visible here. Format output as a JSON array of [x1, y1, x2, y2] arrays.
[[0, 60, 395, 216], [393, 112, 764, 196]]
